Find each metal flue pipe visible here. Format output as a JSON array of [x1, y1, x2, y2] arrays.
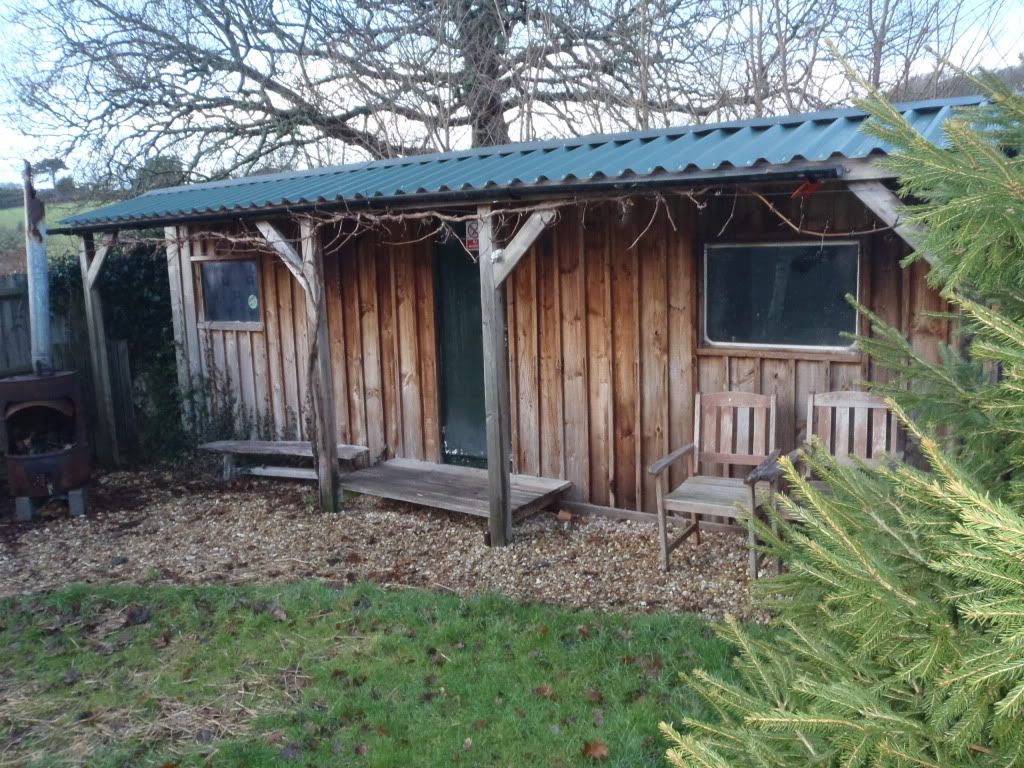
[[22, 161, 51, 373]]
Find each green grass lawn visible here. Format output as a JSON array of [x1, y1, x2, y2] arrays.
[[0, 582, 742, 767], [0, 202, 101, 263]]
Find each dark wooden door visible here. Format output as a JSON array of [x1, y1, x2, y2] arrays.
[[435, 231, 487, 467]]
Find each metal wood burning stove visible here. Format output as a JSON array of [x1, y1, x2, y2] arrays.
[[1, 162, 91, 520], [0, 371, 90, 519]]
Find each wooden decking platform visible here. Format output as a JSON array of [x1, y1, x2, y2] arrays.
[[339, 458, 572, 520]]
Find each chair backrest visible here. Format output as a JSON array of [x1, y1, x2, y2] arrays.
[[692, 391, 776, 476], [806, 390, 900, 468]]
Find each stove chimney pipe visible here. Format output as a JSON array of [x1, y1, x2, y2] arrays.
[[22, 161, 51, 373]]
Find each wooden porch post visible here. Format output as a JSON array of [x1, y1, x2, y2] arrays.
[[478, 206, 513, 546], [256, 219, 338, 513], [78, 232, 120, 466], [300, 217, 339, 513]]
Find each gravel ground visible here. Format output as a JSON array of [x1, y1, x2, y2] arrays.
[[0, 467, 758, 619]]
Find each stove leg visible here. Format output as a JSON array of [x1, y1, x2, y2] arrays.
[[68, 488, 88, 518], [15, 497, 39, 522]]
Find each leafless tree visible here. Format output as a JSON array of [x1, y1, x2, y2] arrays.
[[1, 0, 1010, 186]]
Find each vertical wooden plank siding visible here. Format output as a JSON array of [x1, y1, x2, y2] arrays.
[[538, 228, 565, 480], [323, 249, 350, 443], [170, 186, 947, 514], [395, 243, 425, 460], [358, 237, 386, 459], [262, 253, 287, 438], [559, 210, 590, 501], [376, 250, 401, 456], [584, 210, 612, 505], [667, 201, 697, 491], [415, 246, 442, 463], [513, 249, 541, 476], [276, 261, 301, 438], [638, 202, 669, 509], [340, 247, 367, 448]]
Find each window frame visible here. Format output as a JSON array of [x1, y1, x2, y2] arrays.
[[701, 240, 861, 353], [193, 252, 265, 332]]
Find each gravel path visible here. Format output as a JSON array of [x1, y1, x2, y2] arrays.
[[0, 468, 757, 619]]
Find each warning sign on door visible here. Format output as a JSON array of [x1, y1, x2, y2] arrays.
[[465, 220, 480, 251]]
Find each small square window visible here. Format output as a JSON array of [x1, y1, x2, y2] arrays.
[[704, 242, 859, 349], [200, 260, 261, 324]]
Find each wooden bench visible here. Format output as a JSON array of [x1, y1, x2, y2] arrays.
[[199, 440, 369, 481]]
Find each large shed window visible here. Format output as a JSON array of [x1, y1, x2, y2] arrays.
[[704, 242, 859, 349], [200, 260, 261, 324]]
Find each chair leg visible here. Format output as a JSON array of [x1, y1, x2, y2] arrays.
[[748, 523, 759, 580], [657, 505, 670, 573], [748, 484, 759, 580]]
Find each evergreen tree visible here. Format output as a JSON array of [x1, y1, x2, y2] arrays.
[[663, 80, 1024, 767]]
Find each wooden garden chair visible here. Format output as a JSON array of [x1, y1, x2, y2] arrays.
[[800, 391, 903, 482], [648, 392, 777, 578], [747, 390, 903, 577]]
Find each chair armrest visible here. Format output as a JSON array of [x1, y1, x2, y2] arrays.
[[746, 448, 803, 486], [647, 443, 695, 477], [745, 451, 781, 486]]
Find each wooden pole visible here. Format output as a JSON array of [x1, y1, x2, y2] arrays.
[[300, 218, 339, 513], [478, 206, 513, 546], [257, 218, 338, 512], [22, 162, 51, 372], [78, 232, 120, 466]]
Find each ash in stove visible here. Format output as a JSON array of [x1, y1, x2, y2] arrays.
[[6, 401, 76, 455]]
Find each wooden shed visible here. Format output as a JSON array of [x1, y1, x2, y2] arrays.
[[53, 96, 975, 544]]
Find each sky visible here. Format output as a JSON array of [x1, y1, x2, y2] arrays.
[[0, 0, 1021, 188]]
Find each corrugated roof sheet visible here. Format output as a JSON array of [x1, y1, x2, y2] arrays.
[[56, 95, 981, 232]]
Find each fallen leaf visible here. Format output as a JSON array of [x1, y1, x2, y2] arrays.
[[592, 709, 605, 727], [463, 737, 473, 750], [279, 743, 303, 760], [90, 640, 113, 655], [271, 607, 288, 622], [585, 688, 603, 703], [354, 743, 369, 756], [533, 684, 555, 699], [557, 509, 573, 523], [582, 739, 609, 760], [124, 604, 152, 626]]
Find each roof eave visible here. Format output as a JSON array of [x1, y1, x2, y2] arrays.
[[50, 158, 893, 235]]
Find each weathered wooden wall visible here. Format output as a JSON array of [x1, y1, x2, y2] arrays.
[[168, 183, 947, 513], [505, 187, 948, 512], [505, 199, 698, 512], [166, 223, 440, 463]]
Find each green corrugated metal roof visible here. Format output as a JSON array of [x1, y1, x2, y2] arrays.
[[55, 96, 981, 232]]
